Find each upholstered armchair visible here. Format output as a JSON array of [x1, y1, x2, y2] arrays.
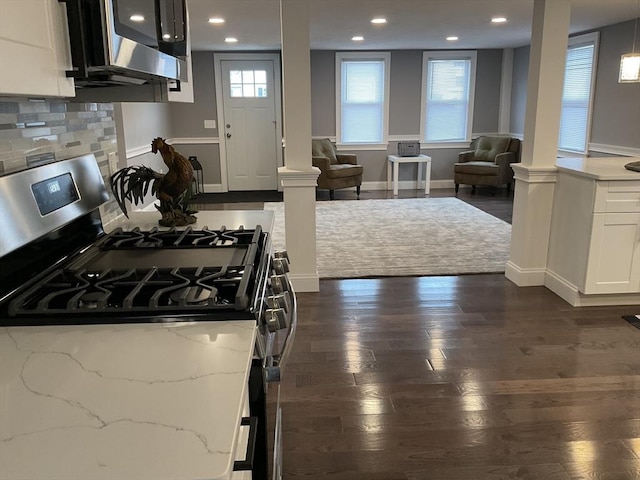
[[454, 136, 521, 194], [312, 138, 363, 200]]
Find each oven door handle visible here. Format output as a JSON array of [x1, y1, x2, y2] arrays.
[[265, 283, 297, 383], [232, 416, 258, 472]]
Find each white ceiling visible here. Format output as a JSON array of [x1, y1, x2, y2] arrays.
[[188, 0, 639, 52]]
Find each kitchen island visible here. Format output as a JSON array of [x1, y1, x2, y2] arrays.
[[545, 156, 640, 306], [0, 321, 256, 480]]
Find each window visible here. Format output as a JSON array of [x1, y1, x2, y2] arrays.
[[336, 52, 390, 145], [229, 69, 268, 98], [558, 33, 598, 154], [421, 51, 477, 144]]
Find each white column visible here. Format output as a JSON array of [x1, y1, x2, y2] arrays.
[[505, 0, 571, 287], [278, 0, 320, 292]]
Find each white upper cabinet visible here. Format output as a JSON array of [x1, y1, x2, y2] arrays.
[[0, 0, 75, 97], [168, 53, 194, 103]]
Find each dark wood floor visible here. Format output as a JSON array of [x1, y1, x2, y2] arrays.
[[282, 276, 640, 479], [202, 189, 638, 479]]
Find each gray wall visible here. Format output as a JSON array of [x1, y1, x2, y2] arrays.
[[167, 51, 226, 185], [474, 49, 503, 134], [311, 49, 504, 183], [310, 50, 335, 136], [509, 19, 640, 151], [388, 50, 423, 135], [510, 45, 530, 137], [591, 19, 640, 148], [172, 51, 219, 139]]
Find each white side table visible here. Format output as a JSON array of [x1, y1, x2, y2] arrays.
[[387, 154, 432, 196]]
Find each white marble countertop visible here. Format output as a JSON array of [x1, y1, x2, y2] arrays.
[[0, 321, 256, 480], [556, 156, 640, 181], [104, 210, 275, 234]]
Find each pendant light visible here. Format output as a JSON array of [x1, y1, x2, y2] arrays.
[[619, 0, 640, 83]]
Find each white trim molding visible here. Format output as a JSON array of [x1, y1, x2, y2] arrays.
[[545, 269, 640, 307], [511, 164, 559, 183], [336, 143, 388, 151], [125, 145, 152, 159], [505, 262, 548, 286], [170, 137, 220, 145], [589, 143, 640, 157]]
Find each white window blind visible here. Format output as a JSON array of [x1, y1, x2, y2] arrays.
[[338, 56, 387, 144], [422, 53, 476, 143], [559, 37, 597, 153]]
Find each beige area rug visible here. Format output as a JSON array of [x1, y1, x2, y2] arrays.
[[264, 198, 512, 279]]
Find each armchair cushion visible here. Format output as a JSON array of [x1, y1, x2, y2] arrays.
[[311, 138, 338, 164], [454, 161, 499, 176], [473, 136, 510, 162], [323, 163, 363, 179]]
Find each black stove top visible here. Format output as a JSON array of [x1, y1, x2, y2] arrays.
[[1, 223, 271, 325]]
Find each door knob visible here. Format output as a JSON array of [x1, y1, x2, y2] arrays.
[[226, 132, 232, 138]]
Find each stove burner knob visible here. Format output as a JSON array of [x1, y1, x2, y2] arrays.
[[273, 257, 289, 275], [265, 308, 288, 332], [270, 274, 290, 294], [267, 292, 291, 313]]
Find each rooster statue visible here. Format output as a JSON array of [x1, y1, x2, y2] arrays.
[[110, 137, 197, 227]]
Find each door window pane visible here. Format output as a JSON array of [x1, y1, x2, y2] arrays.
[[228, 70, 268, 98]]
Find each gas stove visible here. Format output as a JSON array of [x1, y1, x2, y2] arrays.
[[0, 155, 293, 336], [5, 225, 270, 322]]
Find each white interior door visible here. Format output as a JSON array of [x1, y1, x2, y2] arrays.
[[221, 59, 279, 191]]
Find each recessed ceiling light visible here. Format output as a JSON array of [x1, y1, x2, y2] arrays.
[[446, 36, 459, 41], [491, 16, 508, 23], [371, 18, 387, 24], [352, 36, 364, 41], [225, 37, 238, 43], [129, 14, 145, 22], [208, 17, 225, 24]]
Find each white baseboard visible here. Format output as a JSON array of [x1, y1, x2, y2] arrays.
[[545, 269, 640, 307], [289, 273, 320, 292], [202, 183, 223, 193], [505, 261, 546, 286]]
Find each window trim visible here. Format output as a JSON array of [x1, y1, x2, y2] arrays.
[[419, 50, 477, 145], [559, 32, 599, 155], [335, 51, 391, 147]]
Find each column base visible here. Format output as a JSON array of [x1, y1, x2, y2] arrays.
[[278, 167, 321, 293]]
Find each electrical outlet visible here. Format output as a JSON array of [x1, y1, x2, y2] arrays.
[[204, 120, 216, 129]]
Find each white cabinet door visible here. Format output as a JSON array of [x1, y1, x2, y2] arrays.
[[583, 212, 640, 294], [0, 0, 74, 97], [167, 54, 194, 103]]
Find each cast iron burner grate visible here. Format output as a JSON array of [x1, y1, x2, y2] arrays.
[[8, 266, 248, 316]]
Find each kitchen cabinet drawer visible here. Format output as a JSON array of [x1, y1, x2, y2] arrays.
[[594, 180, 640, 213]]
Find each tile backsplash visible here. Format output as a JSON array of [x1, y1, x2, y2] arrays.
[[0, 97, 120, 223]]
